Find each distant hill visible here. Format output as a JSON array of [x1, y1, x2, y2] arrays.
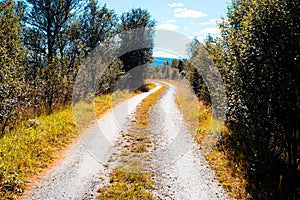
[[152, 57, 175, 67]]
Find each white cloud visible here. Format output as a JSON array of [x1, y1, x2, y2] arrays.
[[155, 23, 179, 31], [195, 35, 205, 42], [168, 2, 177, 7], [199, 19, 217, 25], [174, 8, 208, 18], [177, 2, 184, 7], [196, 27, 220, 35], [153, 50, 180, 58], [166, 19, 176, 23], [168, 2, 184, 8], [193, 27, 220, 41]]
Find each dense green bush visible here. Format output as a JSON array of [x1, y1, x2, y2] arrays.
[[205, 0, 300, 198]]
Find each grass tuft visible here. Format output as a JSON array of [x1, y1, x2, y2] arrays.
[[98, 83, 167, 200], [98, 164, 154, 200]]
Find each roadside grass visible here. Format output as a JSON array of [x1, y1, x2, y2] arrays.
[[170, 79, 199, 134], [97, 84, 167, 200], [0, 87, 147, 199], [171, 79, 250, 200], [0, 107, 77, 199], [74, 90, 131, 131]]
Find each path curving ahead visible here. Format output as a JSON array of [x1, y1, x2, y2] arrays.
[[150, 82, 229, 200], [22, 84, 162, 200]]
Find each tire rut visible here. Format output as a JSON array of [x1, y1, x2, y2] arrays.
[[22, 85, 162, 200], [150, 82, 229, 200]]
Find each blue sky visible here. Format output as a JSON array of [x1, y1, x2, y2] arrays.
[[99, 0, 230, 58]]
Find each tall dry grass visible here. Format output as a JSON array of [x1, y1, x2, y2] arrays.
[[0, 90, 133, 199], [171, 79, 249, 199]]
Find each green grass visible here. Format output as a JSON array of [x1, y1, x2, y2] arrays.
[[98, 84, 167, 200]]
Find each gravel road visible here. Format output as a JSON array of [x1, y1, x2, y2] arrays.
[[150, 82, 229, 200], [22, 82, 229, 200], [22, 84, 162, 200]]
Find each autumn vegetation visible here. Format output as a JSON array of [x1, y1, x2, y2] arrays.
[[0, 0, 155, 198], [0, 0, 299, 199], [150, 0, 299, 199], [172, 0, 299, 199], [0, 0, 155, 136]]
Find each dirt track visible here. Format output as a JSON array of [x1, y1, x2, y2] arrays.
[[22, 82, 228, 200], [150, 82, 229, 199], [22, 84, 162, 200]]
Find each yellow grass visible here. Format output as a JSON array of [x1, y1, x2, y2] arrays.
[[171, 79, 250, 200], [0, 107, 77, 199], [0, 90, 134, 199], [134, 83, 157, 95], [98, 84, 167, 200]]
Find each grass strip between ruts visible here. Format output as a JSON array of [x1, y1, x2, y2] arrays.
[[97, 83, 167, 200]]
